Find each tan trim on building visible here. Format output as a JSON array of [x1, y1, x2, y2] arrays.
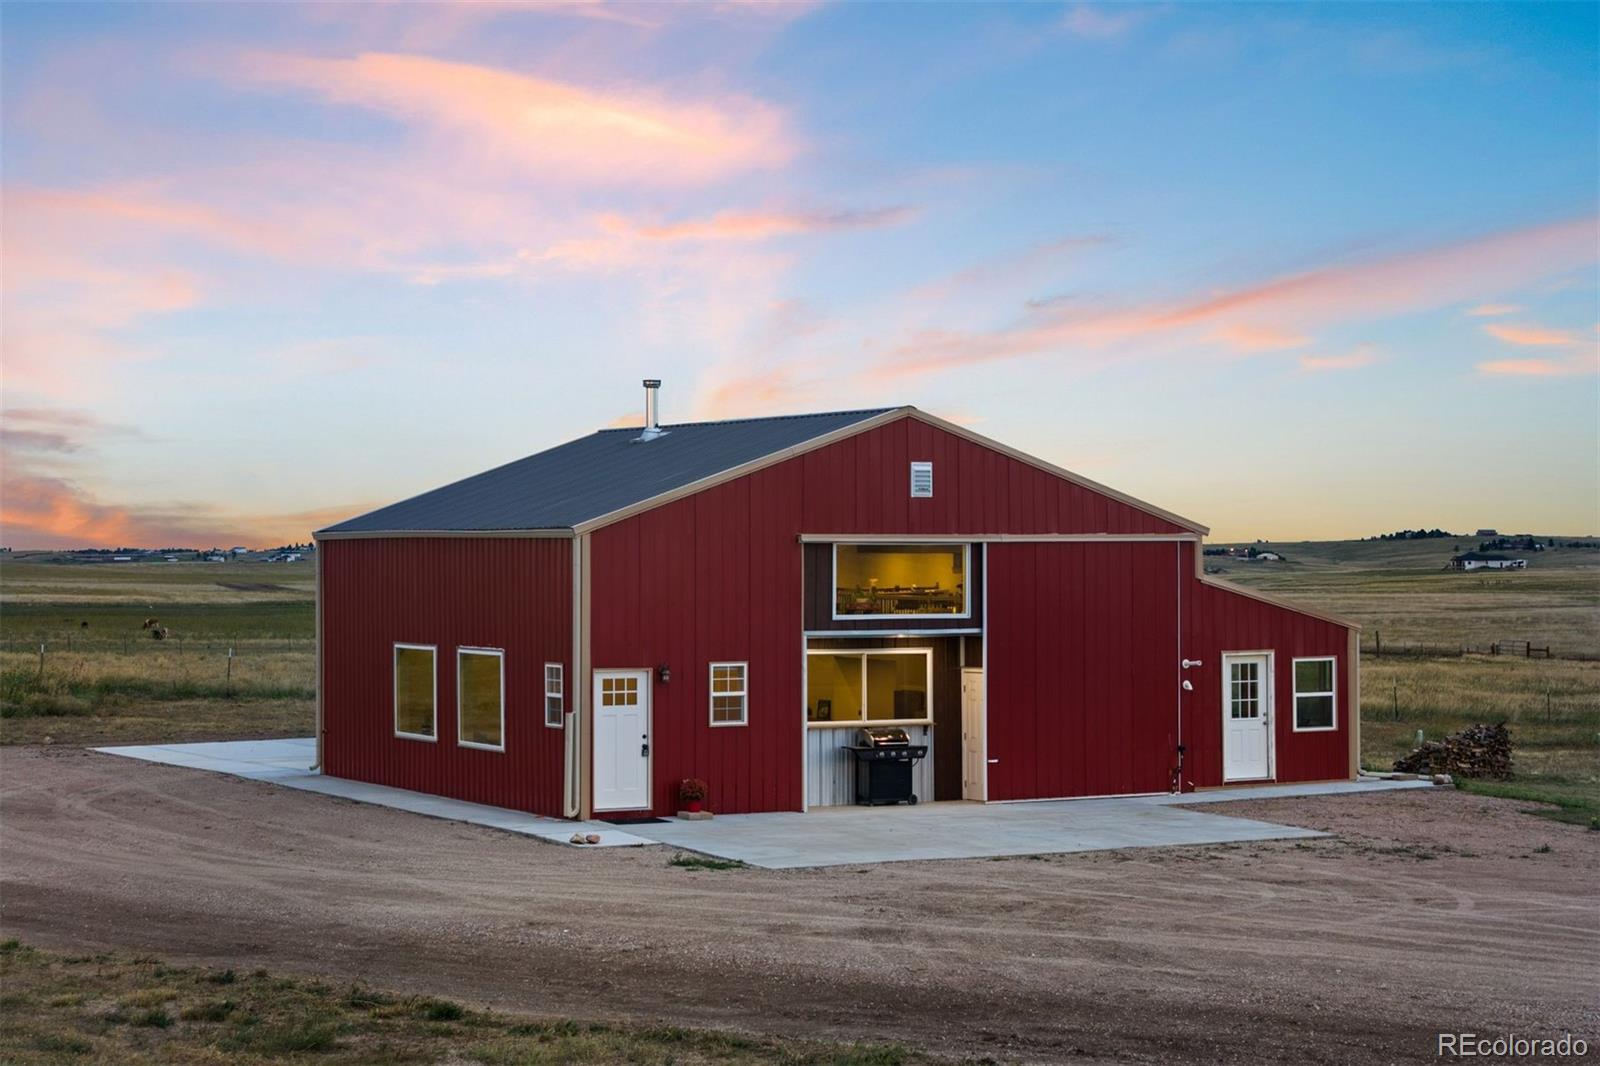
[[577, 532, 594, 821], [315, 528, 573, 541], [1348, 627, 1362, 780], [314, 544, 324, 772], [798, 532, 1199, 544], [905, 409, 1210, 535], [1197, 574, 1363, 630]]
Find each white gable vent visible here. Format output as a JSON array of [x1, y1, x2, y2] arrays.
[[909, 460, 933, 498]]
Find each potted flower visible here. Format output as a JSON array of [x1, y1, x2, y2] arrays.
[[678, 778, 708, 814]]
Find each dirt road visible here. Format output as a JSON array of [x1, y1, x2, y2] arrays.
[[2, 747, 1595, 1064]]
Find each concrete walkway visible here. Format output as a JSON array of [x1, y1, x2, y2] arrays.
[[95, 738, 1434, 869], [94, 738, 652, 849]]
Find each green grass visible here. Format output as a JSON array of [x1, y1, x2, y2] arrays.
[[1453, 775, 1600, 829], [0, 942, 937, 1065], [669, 853, 748, 871]]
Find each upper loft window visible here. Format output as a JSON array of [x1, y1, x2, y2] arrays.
[[909, 461, 933, 498], [833, 544, 969, 619]]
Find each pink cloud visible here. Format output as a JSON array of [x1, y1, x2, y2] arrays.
[[1299, 347, 1378, 372], [870, 215, 1600, 381], [1467, 303, 1522, 317], [239, 52, 794, 185], [1482, 323, 1575, 347], [1476, 358, 1583, 377], [1207, 323, 1311, 353], [614, 206, 913, 242]]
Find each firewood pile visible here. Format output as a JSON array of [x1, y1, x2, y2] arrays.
[[1393, 723, 1513, 779]]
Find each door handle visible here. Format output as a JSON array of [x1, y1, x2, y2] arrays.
[[641, 742, 650, 757]]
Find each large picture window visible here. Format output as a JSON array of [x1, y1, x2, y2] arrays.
[[806, 648, 931, 724], [833, 544, 969, 619], [1292, 657, 1337, 732], [458, 647, 505, 751], [394, 644, 437, 741]]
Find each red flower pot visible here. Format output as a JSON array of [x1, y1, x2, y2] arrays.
[[685, 800, 703, 813]]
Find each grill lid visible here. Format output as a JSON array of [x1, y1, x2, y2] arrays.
[[858, 727, 911, 747]]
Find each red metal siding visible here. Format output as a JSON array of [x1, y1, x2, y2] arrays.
[[588, 416, 1194, 815], [985, 542, 1183, 800], [1180, 544, 1353, 787], [321, 537, 570, 816]]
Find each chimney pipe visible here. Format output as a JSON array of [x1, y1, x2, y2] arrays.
[[638, 379, 665, 441]]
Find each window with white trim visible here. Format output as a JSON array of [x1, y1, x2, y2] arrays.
[[544, 663, 564, 727], [394, 644, 437, 741], [1292, 657, 1337, 731], [710, 662, 748, 726], [457, 647, 505, 751]]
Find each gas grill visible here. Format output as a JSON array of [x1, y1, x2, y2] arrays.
[[846, 727, 930, 806]]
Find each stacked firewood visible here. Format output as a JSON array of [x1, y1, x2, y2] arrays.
[[1393, 723, 1513, 779]]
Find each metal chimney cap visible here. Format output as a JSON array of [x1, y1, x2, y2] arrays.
[[636, 379, 667, 442], [642, 378, 661, 387]]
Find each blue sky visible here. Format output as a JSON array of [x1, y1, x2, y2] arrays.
[[2, 1, 1596, 546]]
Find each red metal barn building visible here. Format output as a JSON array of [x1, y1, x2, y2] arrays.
[[316, 395, 1359, 820]]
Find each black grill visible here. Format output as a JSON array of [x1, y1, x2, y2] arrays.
[[846, 728, 929, 806]]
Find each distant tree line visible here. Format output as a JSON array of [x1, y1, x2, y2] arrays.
[[1366, 529, 1455, 541]]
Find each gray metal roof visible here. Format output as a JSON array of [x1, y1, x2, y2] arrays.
[[319, 407, 901, 534]]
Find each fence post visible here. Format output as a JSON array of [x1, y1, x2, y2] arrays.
[[1375, 631, 1381, 658], [37, 642, 45, 679], [226, 646, 234, 694]]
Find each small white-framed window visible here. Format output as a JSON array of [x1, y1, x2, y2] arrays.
[[394, 643, 437, 741], [709, 662, 748, 727], [1292, 657, 1337, 732], [544, 662, 564, 728], [457, 647, 505, 751]]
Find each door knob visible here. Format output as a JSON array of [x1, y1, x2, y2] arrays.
[[641, 742, 650, 756]]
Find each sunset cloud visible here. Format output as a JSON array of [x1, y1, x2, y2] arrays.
[[1482, 323, 1576, 347], [1207, 323, 1311, 353], [1475, 357, 1588, 377], [871, 215, 1600, 381], [614, 206, 913, 242], [1061, 4, 1148, 39], [239, 52, 793, 184], [1298, 347, 1378, 372], [1467, 303, 1522, 317]]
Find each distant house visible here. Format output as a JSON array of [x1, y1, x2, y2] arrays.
[[204, 553, 227, 563], [112, 555, 132, 562], [1255, 551, 1284, 562], [1474, 529, 1498, 537], [1449, 552, 1526, 571], [229, 546, 250, 555]]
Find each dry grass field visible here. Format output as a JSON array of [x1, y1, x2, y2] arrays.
[[0, 555, 315, 746], [3, 540, 1596, 817], [1210, 537, 1600, 823], [0, 942, 927, 1066]]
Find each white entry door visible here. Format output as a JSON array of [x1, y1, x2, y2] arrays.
[[961, 667, 986, 801], [593, 670, 651, 811], [1222, 653, 1272, 782]]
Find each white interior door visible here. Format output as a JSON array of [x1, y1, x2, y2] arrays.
[[961, 667, 986, 801], [1222, 653, 1272, 782], [593, 670, 650, 811]]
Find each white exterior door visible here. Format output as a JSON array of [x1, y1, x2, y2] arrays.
[[961, 667, 986, 801], [1222, 653, 1272, 782], [593, 670, 651, 811]]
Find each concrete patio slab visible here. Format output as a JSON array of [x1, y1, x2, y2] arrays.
[[95, 738, 1437, 869], [94, 738, 651, 849]]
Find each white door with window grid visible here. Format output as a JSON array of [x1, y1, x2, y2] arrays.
[[593, 670, 651, 811], [1222, 653, 1272, 782]]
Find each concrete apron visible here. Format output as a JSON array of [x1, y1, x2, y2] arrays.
[[94, 738, 1433, 869]]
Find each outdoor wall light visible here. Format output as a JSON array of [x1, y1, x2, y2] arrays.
[[657, 664, 671, 683], [1182, 680, 1194, 691]]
